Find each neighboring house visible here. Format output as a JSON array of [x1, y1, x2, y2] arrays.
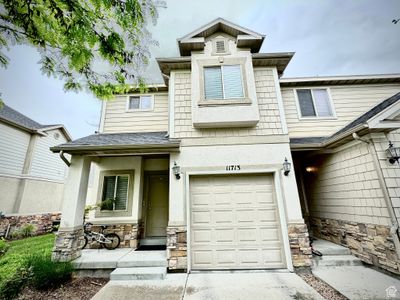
[[0, 104, 71, 215], [51, 18, 400, 275]]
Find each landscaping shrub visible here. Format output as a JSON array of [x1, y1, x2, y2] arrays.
[[0, 238, 9, 256], [0, 266, 32, 299], [25, 254, 73, 290], [11, 223, 37, 239]]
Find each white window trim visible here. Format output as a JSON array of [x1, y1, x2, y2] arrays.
[[204, 64, 245, 101], [126, 94, 154, 112], [100, 173, 130, 212], [293, 87, 337, 120]]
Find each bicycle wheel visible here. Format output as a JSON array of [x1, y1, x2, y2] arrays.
[[80, 236, 89, 249], [103, 233, 120, 250]]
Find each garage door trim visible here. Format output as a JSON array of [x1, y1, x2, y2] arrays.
[[185, 169, 293, 272]]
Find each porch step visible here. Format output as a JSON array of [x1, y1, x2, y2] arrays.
[[140, 237, 166, 246], [117, 250, 167, 268], [312, 239, 351, 256], [110, 267, 166, 280], [312, 255, 363, 267]]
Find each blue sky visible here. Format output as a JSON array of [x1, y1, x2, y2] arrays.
[[0, 0, 399, 139]]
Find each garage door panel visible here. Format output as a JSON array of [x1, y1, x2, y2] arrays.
[[190, 174, 285, 270]]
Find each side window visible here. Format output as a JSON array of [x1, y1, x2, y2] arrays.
[[128, 95, 153, 111], [101, 175, 129, 211], [204, 65, 244, 100], [296, 89, 334, 118]]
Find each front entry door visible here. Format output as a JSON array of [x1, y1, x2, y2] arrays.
[[145, 173, 169, 237]]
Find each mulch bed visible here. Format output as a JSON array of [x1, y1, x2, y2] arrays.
[[17, 278, 108, 300], [298, 273, 348, 300]]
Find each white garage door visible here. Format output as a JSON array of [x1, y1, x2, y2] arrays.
[[190, 174, 285, 270]]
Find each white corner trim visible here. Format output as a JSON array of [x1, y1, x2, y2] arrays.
[[168, 71, 176, 138], [184, 168, 294, 272], [274, 172, 294, 272], [272, 68, 288, 134], [99, 100, 106, 133]]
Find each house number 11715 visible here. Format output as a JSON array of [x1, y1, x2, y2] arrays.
[[226, 165, 240, 171]]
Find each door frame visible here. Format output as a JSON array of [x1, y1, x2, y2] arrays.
[[185, 167, 293, 272], [143, 171, 169, 238]]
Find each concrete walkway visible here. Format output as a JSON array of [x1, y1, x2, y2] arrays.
[[92, 272, 324, 300], [312, 239, 400, 300]]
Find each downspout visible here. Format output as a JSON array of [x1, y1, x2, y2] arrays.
[[59, 150, 71, 167], [352, 133, 400, 258]]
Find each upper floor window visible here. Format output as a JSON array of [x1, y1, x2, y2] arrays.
[[128, 95, 153, 111], [204, 65, 244, 100], [296, 89, 334, 118], [100, 174, 129, 211]]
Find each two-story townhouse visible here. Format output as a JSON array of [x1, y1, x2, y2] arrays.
[[0, 104, 71, 235], [51, 18, 400, 275]]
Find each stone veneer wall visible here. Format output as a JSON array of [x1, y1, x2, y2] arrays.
[[310, 217, 400, 274], [0, 212, 61, 238], [166, 226, 187, 271], [288, 223, 312, 267], [85, 223, 140, 249], [52, 226, 84, 262]]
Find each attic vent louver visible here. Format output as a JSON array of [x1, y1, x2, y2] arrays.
[[215, 40, 226, 53]]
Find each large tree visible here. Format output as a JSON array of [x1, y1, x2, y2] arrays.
[[0, 0, 164, 100]]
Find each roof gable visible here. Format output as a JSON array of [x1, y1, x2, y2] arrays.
[[178, 18, 265, 56], [0, 104, 72, 141]]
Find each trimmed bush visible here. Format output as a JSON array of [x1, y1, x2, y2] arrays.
[[25, 254, 73, 290]]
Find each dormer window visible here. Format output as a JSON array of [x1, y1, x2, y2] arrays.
[[204, 65, 244, 100]]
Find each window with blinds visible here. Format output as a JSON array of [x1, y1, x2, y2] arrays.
[[128, 95, 153, 110], [204, 65, 244, 100], [101, 175, 129, 211], [296, 89, 334, 118]]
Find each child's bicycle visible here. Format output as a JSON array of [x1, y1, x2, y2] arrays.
[[81, 222, 120, 250]]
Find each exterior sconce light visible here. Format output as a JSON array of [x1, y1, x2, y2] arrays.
[[172, 161, 181, 180], [386, 141, 400, 164], [283, 157, 291, 176]]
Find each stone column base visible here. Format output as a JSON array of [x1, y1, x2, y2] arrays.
[[167, 226, 187, 271], [288, 223, 312, 267], [52, 226, 84, 262]]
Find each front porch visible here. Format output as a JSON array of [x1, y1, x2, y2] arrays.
[[50, 132, 184, 271], [73, 248, 167, 279]]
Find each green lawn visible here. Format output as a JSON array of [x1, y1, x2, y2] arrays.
[[0, 234, 55, 284]]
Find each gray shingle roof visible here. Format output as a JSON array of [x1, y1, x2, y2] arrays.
[[51, 131, 179, 152], [332, 91, 400, 138], [290, 137, 327, 145], [0, 104, 43, 131]]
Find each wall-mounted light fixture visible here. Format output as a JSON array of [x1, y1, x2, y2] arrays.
[[172, 161, 181, 180], [386, 141, 400, 164], [283, 157, 291, 176]]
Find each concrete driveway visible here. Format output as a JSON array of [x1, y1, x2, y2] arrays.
[[92, 271, 324, 300]]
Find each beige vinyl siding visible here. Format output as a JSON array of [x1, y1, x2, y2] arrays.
[[0, 122, 30, 175], [30, 129, 68, 181], [103, 93, 169, 133], [282, 84, 400, 138], [173, 68, 283, 139], [306, 141, 390, 226]]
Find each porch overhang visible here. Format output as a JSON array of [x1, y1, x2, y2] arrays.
[[291, 92, 400, 151], [51, 131, 180, 156]]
